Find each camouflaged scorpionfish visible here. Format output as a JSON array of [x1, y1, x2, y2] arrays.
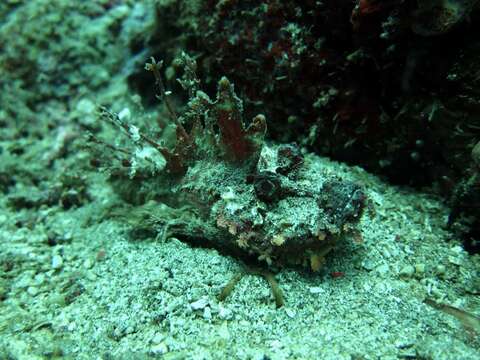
[[96, 57, 366, 271]]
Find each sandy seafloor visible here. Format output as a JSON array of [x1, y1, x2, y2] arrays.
[[0, 1, 479, 359]]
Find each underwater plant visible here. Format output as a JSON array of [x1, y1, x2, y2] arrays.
[[91, 53, 366, 271]]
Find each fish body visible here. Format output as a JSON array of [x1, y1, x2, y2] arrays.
[[98, 64, 366, 270]]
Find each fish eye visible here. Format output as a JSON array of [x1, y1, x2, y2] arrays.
[[253, 171, 282, 202]]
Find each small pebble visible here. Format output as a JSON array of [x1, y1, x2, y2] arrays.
[[190, 298, 209, 310], [27, 286, 39, 296], [375, 264, 390, 275], [34, 273, 45, 286], [361, 259, 375, 271], [51, 255, 64, 270], [151, 333, 165, 345], [436, 265, 446, 275], [47, 293, 66, 306], [16, 274, 33, 288], [285, 308, 295, 318], [118, 107, 131, 121], [309, 287, 323, 294], [75, 99, 96, 126], [203, 306, 212, 320], [151, 342, 168, 355], [218, 306, 232, 320], [76, 98, 95, 114], [381, 249, 391, 258], [85, 271, 97, 281], [399, 265, 415, 277], [83, 258, 94, 269], [414, 263, 426, 275]]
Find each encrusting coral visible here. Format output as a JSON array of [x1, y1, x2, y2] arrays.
[[91, 53, 367, 271]]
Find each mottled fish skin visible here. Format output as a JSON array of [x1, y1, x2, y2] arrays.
[[99, 71, 366, 271], [172, 142, 366, 269]]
